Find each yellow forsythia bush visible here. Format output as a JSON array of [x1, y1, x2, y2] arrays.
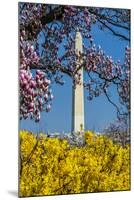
[[19, 130, 130, 197]]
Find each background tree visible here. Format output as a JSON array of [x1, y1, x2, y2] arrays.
[[19, 3, 130, 125], [103, 119, 130, 147]]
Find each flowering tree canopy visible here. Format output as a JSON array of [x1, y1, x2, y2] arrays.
[[19, 3, 130, 123]]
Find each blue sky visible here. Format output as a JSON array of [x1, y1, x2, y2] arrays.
[[20, 22, 128, 134]]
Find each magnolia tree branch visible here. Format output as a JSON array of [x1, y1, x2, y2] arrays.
[[19, 4, 130, 41], [97, 18, 129, 41], [88, 8, 130, 41], [19, 3, 130, 123]]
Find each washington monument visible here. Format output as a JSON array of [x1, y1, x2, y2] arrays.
[[72, 31, 85, 133]]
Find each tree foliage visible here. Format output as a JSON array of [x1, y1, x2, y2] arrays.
[[19, 3, 130, 123], [103, 119, 130, 147], [19, 130, 130, 197]]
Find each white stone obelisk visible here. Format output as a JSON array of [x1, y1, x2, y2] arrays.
[[72, 31, 84, 133]]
